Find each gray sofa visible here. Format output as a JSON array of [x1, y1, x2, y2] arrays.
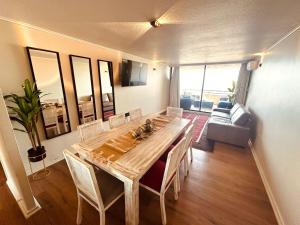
[[207, 103, 251, 147]]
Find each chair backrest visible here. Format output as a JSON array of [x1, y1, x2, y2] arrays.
[[161, 137, 186, 192], [191, 116, 198, 126], [82, 102, 95, 118], [42, 106, 58, 126], [109, 113, 126, 129], [78, 119, 104, 142], [183, 123, 195, 155], [63, 149, 104, 209], [167, 107, 183, 118], [129, 108, 142, 121]]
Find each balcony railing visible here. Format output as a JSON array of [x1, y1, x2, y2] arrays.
[[180, 89, 233, 112]]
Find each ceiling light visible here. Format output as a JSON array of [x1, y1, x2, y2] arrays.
[[150, 20, 161, 28]]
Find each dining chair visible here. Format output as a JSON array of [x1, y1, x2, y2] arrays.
[[189, 116, 198, 163], [166, 107, 183, 118], [78, 119, 104, 142], [181, 123, 195, 177], [108, 113, 126, 129], [63, 149, 124, 225], [42, 106, 60, 135], [81, 102, 95, 124], [129, 108, 142, 121], [140, 137, 186, 225]]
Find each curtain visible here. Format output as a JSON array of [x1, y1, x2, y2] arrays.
[[169, 66, 180, 107], [235, 63, 251, 105]]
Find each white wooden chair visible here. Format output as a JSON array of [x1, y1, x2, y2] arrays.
[[129, 108, 142, 121], [63, 149, 124, 225], [81, 102, 95, 124], [140, 137, 186, 225], [181, 123, 195, 177], [108, 113, 126, 129], [78, 119, 104, 142], [42, 106, 60, 136], [166, 107, 183, 118], [189, 116, 198, 163]]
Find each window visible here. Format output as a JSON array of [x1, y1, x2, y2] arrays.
[[180, 66, 205, 111], [179, 63, 240, 112]]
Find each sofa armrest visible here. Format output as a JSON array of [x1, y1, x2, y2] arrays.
[[207, 118, 250, 147], [213, 108, 231, 113]]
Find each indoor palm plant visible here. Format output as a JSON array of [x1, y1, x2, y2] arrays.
[[5, 79, 46, 162], [227, 80, 236, 104]]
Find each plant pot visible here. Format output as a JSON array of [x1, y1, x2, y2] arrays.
[[27, 146, 46, 162]]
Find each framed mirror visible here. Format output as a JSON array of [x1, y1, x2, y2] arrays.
[[70, 55, 96, 124], [98, 60, 116, 121], [26, 47, 71, 139]]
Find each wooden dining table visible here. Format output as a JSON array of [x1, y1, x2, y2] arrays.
[[72, 112, 190, 225]]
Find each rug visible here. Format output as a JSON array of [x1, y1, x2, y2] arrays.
[[182, 111, 208, 142], [192, 122, 215, 152]]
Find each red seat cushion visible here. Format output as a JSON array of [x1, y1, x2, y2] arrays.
[[159, 144, 175, 162], [140, 160, 166, 192], [172, 132, 185, 145]]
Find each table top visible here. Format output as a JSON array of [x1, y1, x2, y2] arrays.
[[72, 113, 190, 182]]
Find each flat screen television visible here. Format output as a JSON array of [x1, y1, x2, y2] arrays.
[[120, 59, 148, 86]]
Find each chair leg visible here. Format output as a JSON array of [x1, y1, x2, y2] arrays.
[[76, 195, 83, 225], [173, 175, 179, 200], [190, 146, 193, 163], [99, 211, 105, 225], [160, 194, 167, 225], [177, 170, 181, 192], [184, 155, 189, 177]]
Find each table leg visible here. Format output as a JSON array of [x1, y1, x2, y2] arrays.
[[124, 180, 139, 225]]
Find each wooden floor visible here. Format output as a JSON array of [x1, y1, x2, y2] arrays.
[[0, 143, 278, 225]]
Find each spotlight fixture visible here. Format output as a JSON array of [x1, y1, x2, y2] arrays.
[[150, 20, 161, 28]]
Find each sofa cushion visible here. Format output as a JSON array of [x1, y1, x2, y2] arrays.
[[231, 107, 251, 126], [211, 111, 231, 119], [229, 103, 241, 117]]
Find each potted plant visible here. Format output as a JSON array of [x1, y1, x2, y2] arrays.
[[5, 79, 46, 162], [227, 80, 236, 107]]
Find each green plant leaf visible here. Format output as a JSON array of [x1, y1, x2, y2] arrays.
[[13, 128, 27, 133]]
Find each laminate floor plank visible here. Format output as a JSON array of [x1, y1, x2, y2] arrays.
[[0, 143, 278, 225]]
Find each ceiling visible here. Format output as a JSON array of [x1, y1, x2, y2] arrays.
[[1, 0, 300, 64]]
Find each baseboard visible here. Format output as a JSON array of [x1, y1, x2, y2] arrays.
[[6, 179, 41, 218], [248, 140, 286, 225]]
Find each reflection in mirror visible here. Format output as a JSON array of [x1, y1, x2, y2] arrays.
[[27, 47, 71, 139], [70, 55, 96, 124], [98, 60, 116, 121]]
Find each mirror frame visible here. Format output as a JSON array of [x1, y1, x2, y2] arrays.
[[69, 55, 97, 125], [97, 60, 116, 121], [26, 46, 71, 139]]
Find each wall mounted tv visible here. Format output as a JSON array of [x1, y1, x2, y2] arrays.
[[120, 59, 148, 86]]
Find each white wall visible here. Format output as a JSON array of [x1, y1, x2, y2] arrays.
[[0, 19, 170, 174], [246, 29, 300, 225]]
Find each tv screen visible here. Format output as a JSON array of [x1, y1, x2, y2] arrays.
[[121, 59, 148, 86]]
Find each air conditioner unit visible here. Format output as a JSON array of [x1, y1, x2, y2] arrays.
[[247, 60, 259, 71]]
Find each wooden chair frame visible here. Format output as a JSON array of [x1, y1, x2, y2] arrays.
[[78, 119, 104, 142], [166, 107, 183, 118], [108, 113, 126, 129], [63, 149, 124, 225], [140, 137, 186, 225], [129, 108, 142, 121]]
